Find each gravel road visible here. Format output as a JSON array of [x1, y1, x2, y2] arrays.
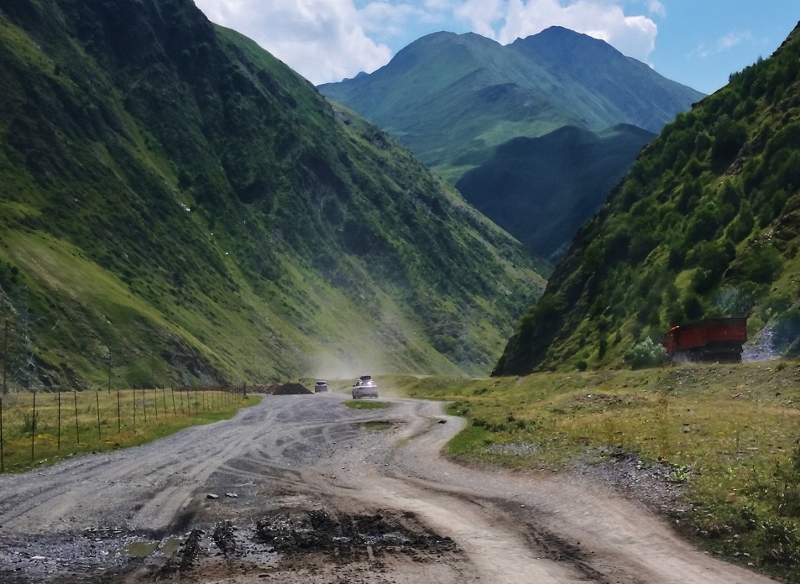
[[0, 393, 778, 583]]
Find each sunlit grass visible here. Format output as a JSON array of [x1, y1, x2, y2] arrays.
[[345, 401, 390, 410], [399, 363, 800, 580], [0, 388, 260, 473]]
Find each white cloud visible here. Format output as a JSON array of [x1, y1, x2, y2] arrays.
[[194, 0, 392, 85], [494, 0, 658, 63], [647, 0, 666, 18], [717, 30, 753, 51], [194, 0, 660, 85], [454, 0, 505, 39]]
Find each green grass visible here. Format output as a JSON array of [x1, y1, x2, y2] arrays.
[[399, 364, 800, 581], [362, 421, 393, 431], [0, 389, 260, 473], [345, 401, 391, 410]]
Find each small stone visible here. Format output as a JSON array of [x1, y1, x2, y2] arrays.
[[31, 556, 46, 561], [207, 494, 219, 500], [225, 493, 238, 498]]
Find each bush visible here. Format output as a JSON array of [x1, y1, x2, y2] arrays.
[[625, 337, 667, 370]]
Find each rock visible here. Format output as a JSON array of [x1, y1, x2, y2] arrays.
[[207, 494, 219, 500], [438, 419, 447, 424], [31, 556, 46, 560], [225, 493, 238, 498]]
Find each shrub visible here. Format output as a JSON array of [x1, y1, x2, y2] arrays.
[[624, 337, 667, 370]]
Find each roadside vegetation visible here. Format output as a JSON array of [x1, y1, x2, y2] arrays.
[[388, 363, 800, 581], [345, 401, 390, 410], [0, 388, 259, 474]]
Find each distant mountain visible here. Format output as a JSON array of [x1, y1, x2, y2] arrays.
[[319, 28, 701, 257], [319, 28, 702, 180], [456, 124, 656, 261], [509, 27, 702, 135], [494, 22, 800, 375], [0, 0, 549, 389]]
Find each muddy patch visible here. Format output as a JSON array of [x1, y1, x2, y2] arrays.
[[256, 508, 457, 561]]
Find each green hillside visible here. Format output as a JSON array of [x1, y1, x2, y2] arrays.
[[455, 124, 655, 260], [318, 28, 702, 182], [495, 22, 800, 375], [0, 0, 549, 390]]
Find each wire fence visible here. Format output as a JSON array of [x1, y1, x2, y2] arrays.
[[0, 385, 249, 473]]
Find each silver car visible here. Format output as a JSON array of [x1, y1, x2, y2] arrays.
[[314, 381, 328, 393], [352, 375, 378, 399]]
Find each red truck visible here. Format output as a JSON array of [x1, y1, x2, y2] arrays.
[[666, 318, 748, 363]]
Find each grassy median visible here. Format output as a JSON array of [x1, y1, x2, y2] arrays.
[[0, 388, 260, 474], [387, 363, 800, 581]]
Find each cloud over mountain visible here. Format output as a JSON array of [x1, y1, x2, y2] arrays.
[[193, 0, 660, 84]]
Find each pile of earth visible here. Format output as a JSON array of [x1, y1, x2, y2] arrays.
[[256, 509, 457, 559], [271, 383, 313, 395]]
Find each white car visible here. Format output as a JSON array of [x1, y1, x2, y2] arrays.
[[314, 381, 329, 393], [352, 375, 378, 399]]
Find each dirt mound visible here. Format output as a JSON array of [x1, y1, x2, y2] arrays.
[[272, 383, 312, 395], [256, 509, 457, 559]]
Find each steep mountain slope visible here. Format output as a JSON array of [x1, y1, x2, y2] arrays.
[[455, 124, 655, 260], [318, 28, 702, 181], [510, 27, 702, 135], [494, 23, 800, 375], [0, 0, 549, 390]]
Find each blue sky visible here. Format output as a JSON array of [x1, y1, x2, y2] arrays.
[[194, 0, 798, 94]]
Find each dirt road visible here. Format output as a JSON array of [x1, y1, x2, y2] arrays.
[[0, 394, 777, 583]]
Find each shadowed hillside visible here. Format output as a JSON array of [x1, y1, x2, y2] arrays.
[[456, 124, 655, 260]]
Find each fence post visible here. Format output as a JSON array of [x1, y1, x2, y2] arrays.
[[116, 387, 121, 433], [0, 396, 4, 472], [133, 388, 137, 430], [96, 390, 101, 441], [154, 387, 158, 421], [57, 389, 62, 451], [162, 387, 167, 418], [2, 320, 7, 395], [31, 391, 36, 461], [107, 350, 112, 394], [74, 391, 80, 445], [143, 388, 147, 423]]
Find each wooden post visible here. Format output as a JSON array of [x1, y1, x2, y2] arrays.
[[171, 386, 176, 416], [116, 387, 121, 433], [31, 392, 36, 461], [96, 391, 101, 441], [74, 391, 80, 445], [2, 320, 7, 395], [57, 389, 62, 451], [0, 396, 4, 472], [107, 349, 112, 394]]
